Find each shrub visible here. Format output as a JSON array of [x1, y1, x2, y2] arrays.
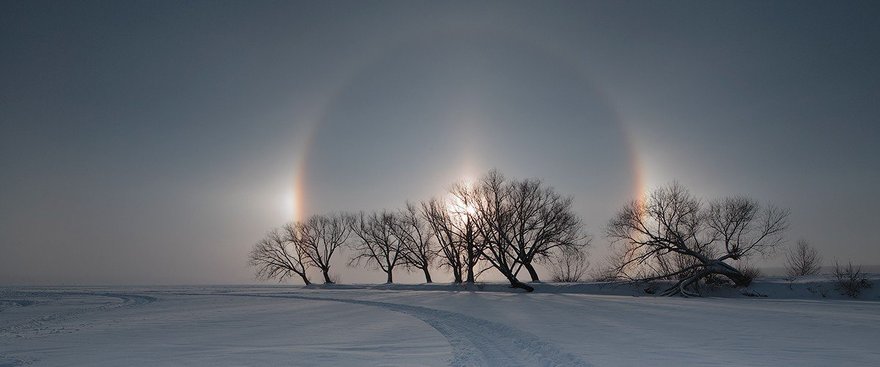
[[549, 247, 590, 283], [738, 263, 762, 287], [833, 261, 872, 298]]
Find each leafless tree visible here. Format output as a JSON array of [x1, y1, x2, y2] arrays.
[[449, 181, 487, 284], [296, 213, 355, 284], [706, 195, 787, 261], [248, 227, 311, 285], [350, 210, 404, 283], [392, 202, 436, 283], [464, 170, 591, 290], [785, 239, 822, 277], [470, 170, 535, 291], [833, 261, 872, 298], [549, 245, 591, 283], [422, 198, 464, 283], [607, 182, 789, 296], [506, 177, 590, 282]]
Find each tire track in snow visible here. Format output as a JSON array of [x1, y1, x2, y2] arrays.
[[239, 293, 590, 367]]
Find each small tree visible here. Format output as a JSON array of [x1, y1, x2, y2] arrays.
[[296, 213, 355, 284], [833, 261, 872, 298], [785, 239, 822, 278], [249, 227, 311, 285], [350, 211, 404, 283], [548, 245, 591, 283]]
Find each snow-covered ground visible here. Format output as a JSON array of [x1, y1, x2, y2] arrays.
[[2, 279, 878, 366]]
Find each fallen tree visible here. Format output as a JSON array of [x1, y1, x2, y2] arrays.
[[606, 182, 789, 296]]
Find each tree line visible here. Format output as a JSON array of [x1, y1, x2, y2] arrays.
[[251, 169, 833, 296], [250, 169, 590, 292]]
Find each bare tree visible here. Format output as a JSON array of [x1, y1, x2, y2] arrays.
[[548, 245, 591, 283], [449, 181, 487, 284], [470, 170, 535, 291], [785, 239, 822, 277], [706, 195, 787, 261], [462, 170, 591, 290], [422, 198, 464, 283], [607, 182, 789, 296], [296, 213, 355, 284], [506, 177, 590, 282], [350, 211, 404, 283], [248, 227, 311, 285], [393, 202, 436, 283], [833, 261, 872, 298]]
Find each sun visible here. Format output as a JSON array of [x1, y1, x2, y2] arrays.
[[280, 190, 296, 223], [446, 194, 476, 220]]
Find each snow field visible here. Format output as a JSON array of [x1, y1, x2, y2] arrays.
[[1, 283, 879, 366]]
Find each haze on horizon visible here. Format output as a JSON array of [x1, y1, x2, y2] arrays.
[[1, 1, 878, 285]]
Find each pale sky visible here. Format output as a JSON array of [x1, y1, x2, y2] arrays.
[[2, 1, 878, 285]]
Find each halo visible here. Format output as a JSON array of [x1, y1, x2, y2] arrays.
[[287, 26, 644, 222]]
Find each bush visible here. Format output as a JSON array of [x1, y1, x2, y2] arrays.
[[738, 262, 762, 287], [591, 268, 621, 282], [833, 261, 872, 298], [549, 247, 590, 283]]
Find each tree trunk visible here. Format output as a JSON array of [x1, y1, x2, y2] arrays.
[[422, 268, 432, 283], [708, 260, 749, 286], [508, 278, 534, 292], [662, 269, 707, 297], [662, 260, 749, 297], [452, 268, 462, 284], [322, 269, 333, 284], [465, 246, 477, 283], [386, 271, 393, 284], [299, 273, 311, 286], [523, 262, 540, 282]]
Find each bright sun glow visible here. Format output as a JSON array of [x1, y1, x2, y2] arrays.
[[446, 194, 477, 219], [281, 191, 296, 222]]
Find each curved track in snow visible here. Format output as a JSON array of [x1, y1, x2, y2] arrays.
[[3, 290, 589, 366], [1, 291, 157, 366], [241, 293, 590, 367], [0, 291, 157, 337]]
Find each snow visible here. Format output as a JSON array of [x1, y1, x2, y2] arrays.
[[2, 279, 879, 366]]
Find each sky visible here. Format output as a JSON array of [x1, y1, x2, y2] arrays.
[[1, 1, 878, 285]]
